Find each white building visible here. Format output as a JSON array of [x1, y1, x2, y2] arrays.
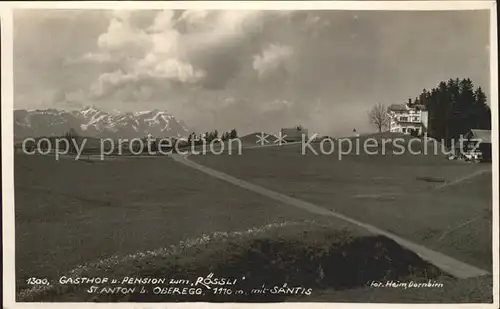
[[387, 104, 428, 136]]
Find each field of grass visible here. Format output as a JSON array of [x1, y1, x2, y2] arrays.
[[20, 218, 482, 303], [15, 154, 342, 294], [17, 217, 491, 303]]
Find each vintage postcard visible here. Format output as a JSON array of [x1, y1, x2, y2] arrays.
[[1, 1, 498, 308]]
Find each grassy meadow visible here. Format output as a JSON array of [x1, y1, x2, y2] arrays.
[[14, 133, 493, 302]]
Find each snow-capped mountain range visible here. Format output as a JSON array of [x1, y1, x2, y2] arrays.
[[14, 107, 190, 139]]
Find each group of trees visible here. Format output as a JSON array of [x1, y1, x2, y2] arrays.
[[187, 129, 238, 145], [410, 78, 490, 146], [369, 78, 491, 147], [62, 128, 79, 153]]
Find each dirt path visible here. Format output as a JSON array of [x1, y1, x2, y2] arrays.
[[171, 152, 489, 279]]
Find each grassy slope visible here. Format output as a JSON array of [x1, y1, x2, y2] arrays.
[[239, 132, 279, 146], [15, 154, 347, 293], [190, 142, 493, 271]]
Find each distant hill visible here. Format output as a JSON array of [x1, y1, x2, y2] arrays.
[[14, 107, 190, 139], [239, 132, 280, 146]]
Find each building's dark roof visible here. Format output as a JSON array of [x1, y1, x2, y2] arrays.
[[388, 104, 408, 112], [388, 103, 427, 112], [468, 129, 491, 144], [396, 121, 424, 125], [413, 104, 427, 111]]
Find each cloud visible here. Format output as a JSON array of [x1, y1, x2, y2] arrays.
[[85, 10, 295, 100], [90, 70, 139, 99], [15, 10, 489, 137], [87, 10, 203, 99], [252, 44, 294, 80], [47, 88, 88, 109], [65, 52, 116, 64], [138, 57, 206, 83], [97, 11, 149, 52]]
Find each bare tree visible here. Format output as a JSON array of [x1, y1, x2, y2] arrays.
[[368, 103, 390, 132]]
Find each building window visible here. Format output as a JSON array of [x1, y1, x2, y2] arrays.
[[402, 128, 407, 133], [400, 116, 408, 121]]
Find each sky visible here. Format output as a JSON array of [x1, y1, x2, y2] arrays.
[[13, 9, 490, 136]]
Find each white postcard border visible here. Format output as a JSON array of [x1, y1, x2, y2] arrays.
[[1, 1, 498, 309]]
